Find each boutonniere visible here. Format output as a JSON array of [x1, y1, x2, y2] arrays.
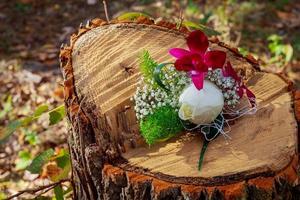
[[132, 30, 257, 170]]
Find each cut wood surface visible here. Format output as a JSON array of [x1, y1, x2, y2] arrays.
[[61, 18, 299, 199], [72, 23, 297, 179]]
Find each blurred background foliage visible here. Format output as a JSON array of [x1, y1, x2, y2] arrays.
[[0, 0, 300, 199]]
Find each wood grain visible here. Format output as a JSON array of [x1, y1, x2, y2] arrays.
[[123, 73, 297, 178]]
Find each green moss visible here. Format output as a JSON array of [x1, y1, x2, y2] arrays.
[[139, 50, 157, 83], [140, 106, 184, 145]]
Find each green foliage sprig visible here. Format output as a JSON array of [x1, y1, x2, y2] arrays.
[[267, 34, 293, 67], [139, 50, 158, 84]]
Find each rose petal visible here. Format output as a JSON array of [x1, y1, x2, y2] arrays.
[[190, 72, 204, 90], [174, 56, 195, 71], [169, 48, 191, 58], [222, 62, 241, 82], [187, 30, 209, 55], [204, 50, 226, 69]]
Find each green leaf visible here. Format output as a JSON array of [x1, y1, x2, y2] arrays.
[[27, 148, 54, 174], [49, 105, 66, 125], [0, 191, 7, 200], [117, 12, 150, 21], [24, 129, 39, 146], [198, 114, 224, 171], [0, 120, 22, 144], [199, 11, 213, 25], [54, 184, 64, 200], [0, 95, 12, 119], [153, 63, 172, 92], [267, 34, 282, 43], [183, 21, 221, 36], [51, 149, 71, 181], [284, 44, 293, 63], [21, 116, 33, 126], [15, 150, 32, 170], [238, 47, 249, 57], [198, 140, 209, 171], [33, 104, 49, 117], [201, 114, 224, 140], [55, 149, 70, 168], [186, 0, 200, 15]]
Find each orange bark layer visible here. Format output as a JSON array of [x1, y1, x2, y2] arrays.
[[103, 154, 298, 200]]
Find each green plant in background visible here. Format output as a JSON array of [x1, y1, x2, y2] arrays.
[[13, 148, 71, 199], [138, 0, 155, 4], [267, 34, 293, 67], [0, 104, 65, 143], [0, 95, 12, 120], [14, 2, 32, 13], [238, 47, 250, 57], [24, 129, 40, 146], [274, 0, 290, 9], [15, 150, 32, 170], [291, 36, 300, 60], [27, 148, 55, 174], [186, 0, 200, 15], [140, 105, 184, 145], [0, 103, 69, 199]]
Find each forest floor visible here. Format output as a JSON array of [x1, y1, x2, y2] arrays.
[[0, 0, 300, 199]]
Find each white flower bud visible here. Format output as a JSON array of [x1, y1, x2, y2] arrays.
[[178, 81, 224, 124]]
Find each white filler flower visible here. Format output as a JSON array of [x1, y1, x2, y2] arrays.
[[178, 80, 224, 124]]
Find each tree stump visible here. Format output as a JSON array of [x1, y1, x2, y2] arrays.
[[60, 18, 299, 200]]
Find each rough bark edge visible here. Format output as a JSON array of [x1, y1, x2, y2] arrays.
[[59, 17, 299, 199], [102, 155, 299, 200]]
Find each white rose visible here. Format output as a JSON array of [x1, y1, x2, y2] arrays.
[[178, 80, 224, 124]]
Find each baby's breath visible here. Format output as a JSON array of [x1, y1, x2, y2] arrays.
[[133, 65, 190, 120], [205, 69, 240, 106], [134, 66, 241, 120]]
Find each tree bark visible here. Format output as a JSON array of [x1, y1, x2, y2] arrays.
[[60, 18, 299, 200]]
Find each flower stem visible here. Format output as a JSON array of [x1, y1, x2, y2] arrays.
[[198, 140, 209, 171]]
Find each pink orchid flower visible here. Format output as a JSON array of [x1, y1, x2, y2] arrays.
[[169, 30, 226, 90], [223, 62, 256, 107]]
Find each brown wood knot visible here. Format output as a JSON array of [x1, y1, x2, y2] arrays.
[[119, 63, 134, 76]]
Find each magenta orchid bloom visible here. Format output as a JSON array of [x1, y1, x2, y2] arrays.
[[169, 30, 226, 90], [223, 62, 256, 107]]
